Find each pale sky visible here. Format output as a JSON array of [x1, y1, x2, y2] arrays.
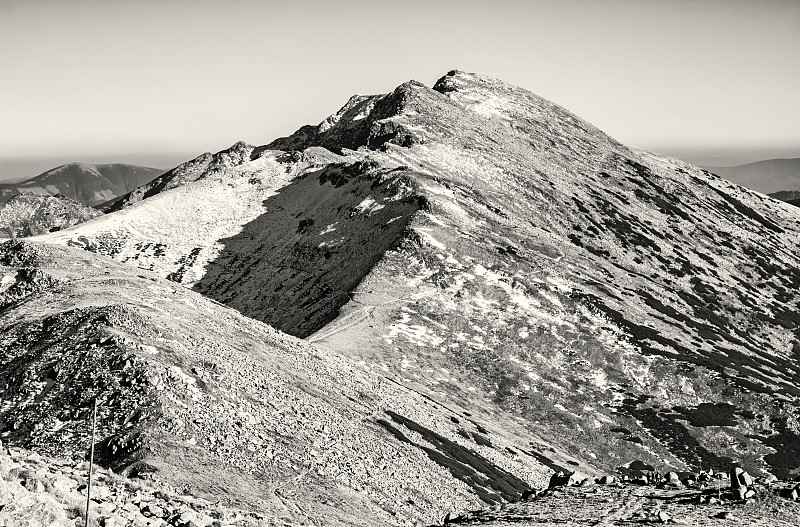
[[1, 0, 798, 180]]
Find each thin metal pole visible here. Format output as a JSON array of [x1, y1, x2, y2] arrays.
[[85, 398, 97, 527]]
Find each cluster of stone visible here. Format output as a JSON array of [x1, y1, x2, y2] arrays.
[[730, 467, 756, 501]]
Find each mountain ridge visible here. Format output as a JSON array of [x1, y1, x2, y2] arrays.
[[5, 70, 800, 524], [0, 162, 165, 207]]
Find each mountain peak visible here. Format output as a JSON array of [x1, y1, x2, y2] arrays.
[[0, 163, 165, 207], [9, 72, 800, 524], [52, 161, 97, 174]]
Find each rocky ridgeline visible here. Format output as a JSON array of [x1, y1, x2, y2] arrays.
[[102, 142, 255, 213]]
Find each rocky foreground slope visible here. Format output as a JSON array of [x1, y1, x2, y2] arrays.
[[7, 71, 800, 523], [0, 240, 558, 526], [0, 193, 102, 237], [0, 443, 263, 526]]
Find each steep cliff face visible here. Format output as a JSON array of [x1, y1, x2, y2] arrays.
[[19, 71, 800, 520]]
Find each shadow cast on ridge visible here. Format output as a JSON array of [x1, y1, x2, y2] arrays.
[[193, 161, 428, 338]]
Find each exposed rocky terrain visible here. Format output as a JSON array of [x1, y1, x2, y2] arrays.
[[0, 163, 164, 207], [437, 469, 800, 526], [0, 443, 264, 526], [0, 193, 103, 237], [0, 240, 560, 526], [4, 71, 800, 524]]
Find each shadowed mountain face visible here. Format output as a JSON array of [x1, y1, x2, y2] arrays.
[[0, 163, 164, 207], [11, 71, 800, 522], [193, 160, 429, 337]]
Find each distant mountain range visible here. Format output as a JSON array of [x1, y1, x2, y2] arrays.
[[0, 163, 164, 207], [769, 190, 800, 207], [703, 158, 800, 196]]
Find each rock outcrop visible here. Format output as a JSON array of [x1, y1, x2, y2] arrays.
[[0, 193, 102, 238]]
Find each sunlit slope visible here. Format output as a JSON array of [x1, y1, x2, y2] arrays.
[[35, 70, 800, 481], [0, 240, 557, 525]]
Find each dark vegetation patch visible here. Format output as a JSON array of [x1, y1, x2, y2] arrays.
[[573, 291, 693, 358], [589, 193, 663, 253], [673, 403, 738, 427], [618, 395, 734, 471], [296, 218, 314, 234], [469, 189, 508, 218], [623, 159, 694, 224], [741, 245, 781, 280], [497, 245, 519, 257], [472, 433, 493, 447], [761, 418, 800, 479], [127, 242, 167, 260], [585, 245, 611, 258], [471, 422, 490, 435], [584, 287, 800, 397], [571, 197, 592, 216], [165, 247, 203, 283], [736, 410, 757, 420], [710, 187, 783, 233], [377, 411, 529, 504], [517, 446, 571, 474], [0, 240, 45, 267]]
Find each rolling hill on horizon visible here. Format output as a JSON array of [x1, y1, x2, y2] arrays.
[[0, 162, 165, 207], [703, 158, 800, 196], [2, 70, 800, 525]]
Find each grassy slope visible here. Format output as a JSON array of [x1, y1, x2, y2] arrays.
[[19, 70, 800, 515], [0, 240, 554, 525]]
